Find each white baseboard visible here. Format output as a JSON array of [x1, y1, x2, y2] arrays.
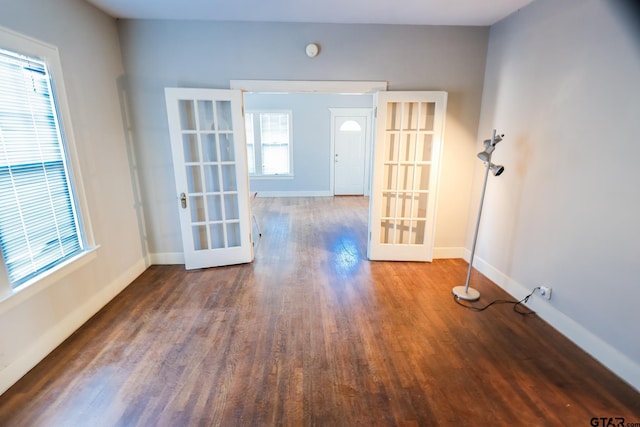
[[149, 252, 185, 265], [254, 191, 333, 197], [0, 258, 147, 395], [469, 253, 640, 392], [433, 247, 465, 259]]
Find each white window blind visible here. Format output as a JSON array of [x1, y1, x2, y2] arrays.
[[244, 111, 292, 176], [259, 113, 290, 175], [245, 112, 256, 174], [0, 47, 83, 288]]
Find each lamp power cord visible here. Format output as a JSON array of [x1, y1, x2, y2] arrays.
[[453, 286, 540, 315]]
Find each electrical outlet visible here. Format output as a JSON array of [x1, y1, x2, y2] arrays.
[[539, 286, 552, 300]]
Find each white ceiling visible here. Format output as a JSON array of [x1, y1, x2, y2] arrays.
[[85, 0, 535, 26]]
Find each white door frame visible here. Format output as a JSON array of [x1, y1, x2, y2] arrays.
[[329, 108, 373, 196]]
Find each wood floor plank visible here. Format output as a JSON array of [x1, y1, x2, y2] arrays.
[[1, 196, 639, 426]]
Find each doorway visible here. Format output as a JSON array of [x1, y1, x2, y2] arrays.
[[330, 108, 372, 196]]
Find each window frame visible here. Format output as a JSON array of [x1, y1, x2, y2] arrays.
[[0, 26, 97, 306], [244, 110, 294, 178]]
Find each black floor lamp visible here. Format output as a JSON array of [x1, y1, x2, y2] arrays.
[[452, 129, 505, 301]]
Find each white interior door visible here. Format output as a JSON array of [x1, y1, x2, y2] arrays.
[[368, 91, 447, 261], [165, 88, 253, 269], [334, 116, 366, 195], [331, 108, 372, 196]]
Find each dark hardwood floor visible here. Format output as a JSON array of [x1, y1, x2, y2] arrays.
[[1, 196, 638, 426]]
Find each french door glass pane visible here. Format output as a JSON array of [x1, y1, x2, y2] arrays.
[[402, 103, 419, 130], [224, 194, 240, 220], [416, 165, 431, 191], [386, 103, 400, 131], [219, 134, 235, 161], [227, 223, 241, 247], [216, 101, 232, 131], [210, 223, 225, 249], [192, 225, 208, 250], [380, 220, 393, 242], [419, 102, 436, 131], [383, 164, 397, 190], [398, 165, 414, 190], [179, 100, 196, 130], [221, 165, 237, 191], [412, 221, 426, 245], [183, 134, 199, 162], [417, 134, 433, 162], [190, 196, 206, 222], [198, 100, 214, 130], [381, 192, 396, 217], [202, 134, 218, 162], [203, 165, 220, 192], [186, 166, 202, 193], [384, 134, 399, 162], [207, 195, 223, 221], [400, 134, 416, 162]]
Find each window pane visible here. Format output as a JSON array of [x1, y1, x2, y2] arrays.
[[259, 112, 290, 175], [247, 144, 255, 175], [262, 145, 289, 175], [244, 113, 256, 174], [0, 48, 83, 287]]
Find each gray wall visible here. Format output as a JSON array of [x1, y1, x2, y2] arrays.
[[0, 0, 145, 394], [475, 0, 640, 389], [117, 20, 490, 261], [244, 92, 373, 195]]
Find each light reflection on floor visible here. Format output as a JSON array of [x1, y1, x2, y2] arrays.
[[332, 236, 361, 276]]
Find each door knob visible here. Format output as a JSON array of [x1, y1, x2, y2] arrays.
[[180, 193, 187, 209]]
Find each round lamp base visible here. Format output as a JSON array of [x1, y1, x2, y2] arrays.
[[452, 286, 480, 301]]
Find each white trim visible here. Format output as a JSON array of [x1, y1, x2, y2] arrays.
[[230, 80, 387, 94], [0, 247, 100, 315], [150, 252, 185, 265], [329, 108, 373, 197], [0, 25, 97, 294], [468, 251, 640, 392], [0, 258, 147, 395], [253, 190, 333, 197], [0, 26, 95, 249]]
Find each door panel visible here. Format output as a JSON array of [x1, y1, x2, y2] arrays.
[[165, 88, 253, 269], [334, 116, 366, 195], [368, 91, 447, 261]]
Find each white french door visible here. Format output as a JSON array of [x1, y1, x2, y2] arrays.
[[165, 88, 253, 269], [368, 91, 447, 262]]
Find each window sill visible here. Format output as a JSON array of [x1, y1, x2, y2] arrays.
[[0, 246, 100, 315], [249, 175, 294, 180]]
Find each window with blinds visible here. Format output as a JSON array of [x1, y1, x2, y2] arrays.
[[0, 47, 83, 288], [244, 111, 292, 176]]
